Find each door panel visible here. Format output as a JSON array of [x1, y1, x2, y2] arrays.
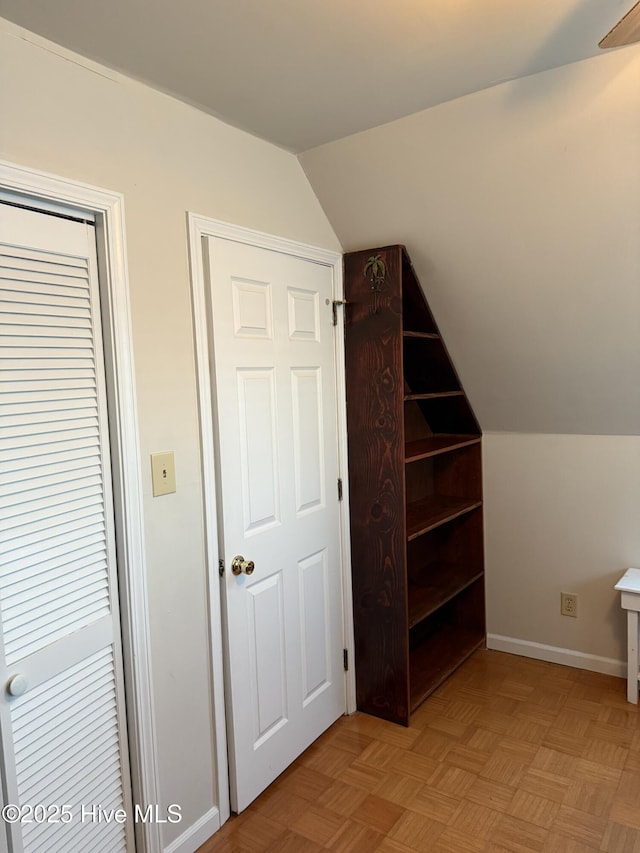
[[237, 368, 280, 532], [205, 237, 345, 812], [0, 204, 132, 852], [299, 548, 330, 703], [291, 367, 324, 513], [247, 571, 287, 743]]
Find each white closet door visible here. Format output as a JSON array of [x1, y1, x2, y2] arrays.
[[0, 204, 133, 853], [205, 237, 345, 812]]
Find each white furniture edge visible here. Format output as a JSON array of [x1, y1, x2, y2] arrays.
[[0, 159, 162, 853], [615, 568, 640, 704], [487, 633, 626, 678]]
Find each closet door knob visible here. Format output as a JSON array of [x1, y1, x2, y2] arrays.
[[7, 675, 28, 697]]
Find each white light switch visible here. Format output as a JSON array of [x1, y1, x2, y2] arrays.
[[151, 451, 176, 496]]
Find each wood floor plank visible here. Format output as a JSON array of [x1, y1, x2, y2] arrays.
[[490, 814, 549, 852], [317, 779, 368, 818], [465, 778, 516, 813], [507, 789, 561, 828], [197, 650, 635, 853], [407, 785, 461, 823], [599, 820, 640, 852], [447, 799, 503, 839], [371, 771, 424, 806], [290, 804, 348, 846], [351, 794, 406, 835], [541, 830, 599, 852], [327, 819, 385, 852], [551, 805, 608, 848], [389, 748, 440, 782], [387, 809, 447, 849], [431, 825, 487, 852], [563, 779, 617, 817], [518, 768, 572, 804]]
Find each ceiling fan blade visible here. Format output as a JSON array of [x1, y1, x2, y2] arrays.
[[599, 1, 640, 48]]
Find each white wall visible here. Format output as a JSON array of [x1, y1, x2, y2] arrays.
[[301, 46, 640, 437], [484, 433, 640, 669], [301, 47, 640, 671], [0, 17, 340, 850]]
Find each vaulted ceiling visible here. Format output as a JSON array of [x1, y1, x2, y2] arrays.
[[2, 0, 639, 435], [0, 0, 633, 152]]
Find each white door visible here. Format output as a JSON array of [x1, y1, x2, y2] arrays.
[[0, 203, 133, 852], [205, 236, 346, 812]]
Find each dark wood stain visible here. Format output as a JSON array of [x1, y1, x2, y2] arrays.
[[344, 245, 485, 726]]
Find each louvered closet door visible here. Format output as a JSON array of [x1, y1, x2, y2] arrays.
[[0, 204, 133, 853]]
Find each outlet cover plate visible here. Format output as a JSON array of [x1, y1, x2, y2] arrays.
[[560, 591, 578, 618]]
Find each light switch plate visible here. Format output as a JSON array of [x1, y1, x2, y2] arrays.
[[151, 451, 176, 496]]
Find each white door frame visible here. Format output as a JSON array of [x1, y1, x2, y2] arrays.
[[187, 214, 356, 824], [0, 160, 162, 853]]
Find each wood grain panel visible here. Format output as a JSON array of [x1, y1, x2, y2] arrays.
[[344, 246, 409, 725]]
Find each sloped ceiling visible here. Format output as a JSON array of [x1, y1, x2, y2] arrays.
[[300, 46, 640, 435], [0, 0, 634, 152], [2, 1, 639, 435]]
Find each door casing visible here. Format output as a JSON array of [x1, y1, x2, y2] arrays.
[[187, 214, 356, 825], [0, 160, 161, 853]]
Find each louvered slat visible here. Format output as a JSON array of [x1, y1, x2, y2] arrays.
[[4, 531, 105, 577], [0, 239, 112, 666], [0, 474, 102, 518], [0, 270, 88, 288], [1, 398, 97, 422], [18, 698, 117, 778], [2, 323, 92, 340], [13, 654, 113, 732], [0, 375, 97, 395], [0, 510, 104, 556], [0, 462, 102, 501], [0, 314, 92, 330], [0, 368, 96, 383], [1, 211, 128, 853], [3, 560, 108, 608], [14, 649, 125, 853], [0, 403, 97, 431], [0, 282, 89, 306], [0, 244, 88, 269], [7, 600, 110, 662], [3, 483, 102, 536], [16, 684, 116, 767], [2, 451, 101, 485], [0, 501, 103, 547], [0, 428, 100, 459], [5, 574, 109, 623]]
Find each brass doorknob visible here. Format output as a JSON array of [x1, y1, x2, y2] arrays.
[[231, 555, 255, 576]]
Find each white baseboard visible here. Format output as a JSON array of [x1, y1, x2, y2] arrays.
[[487, 634, 626, 679], [164, 807, 221, 853]]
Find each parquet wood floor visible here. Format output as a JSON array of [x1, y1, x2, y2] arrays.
[[198, 650, 640, 852]]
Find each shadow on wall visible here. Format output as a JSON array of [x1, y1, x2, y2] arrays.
[[505, 0, 635, 105]]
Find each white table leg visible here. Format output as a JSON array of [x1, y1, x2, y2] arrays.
[[627, 609, 639, 704]]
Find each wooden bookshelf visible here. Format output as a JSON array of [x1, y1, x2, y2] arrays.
[[344, 245, 485, 726]]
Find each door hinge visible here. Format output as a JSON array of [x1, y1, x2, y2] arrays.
[[218, 559, 225, 577], [337, 478, 343, 501], [332, 299, 348, 326], [343, 649, 349, 671]]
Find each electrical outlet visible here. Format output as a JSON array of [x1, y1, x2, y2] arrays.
[[561, 591, 578, 618]]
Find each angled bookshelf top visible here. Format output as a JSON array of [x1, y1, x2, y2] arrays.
[[396, 246, 481, 436], [401, 249, 438, 335]]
